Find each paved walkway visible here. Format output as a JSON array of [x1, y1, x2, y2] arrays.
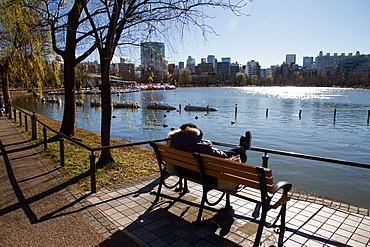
[[1, 116, 369, 246]]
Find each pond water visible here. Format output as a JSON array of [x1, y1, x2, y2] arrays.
[[12, 87, 370, 208]]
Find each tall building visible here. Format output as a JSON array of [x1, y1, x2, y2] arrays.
[[118, 58, 135, 80], [140, 42, 167, 79], [222, 57, 231, 63], [186, 56, 196, 73], [315, 51, 360, 74], [207, 55, 217, 72], [217, 61, 231, 76], [303, 57, 314, 68], [140, 42, 165, 66], [245, 60, 260, 79], [230, 62, 240, 76], [286, 54, 296, 64], [178, 61, 184, 70]]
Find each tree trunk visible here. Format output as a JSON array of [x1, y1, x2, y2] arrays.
[[97, 55, 114, 165], [59, 59, 76, 137], [0, 62, 11, 114]]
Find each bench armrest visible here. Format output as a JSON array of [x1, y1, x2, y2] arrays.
[[273, 181, 292, 194]]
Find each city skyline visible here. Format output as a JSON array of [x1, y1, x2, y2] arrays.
[[102, 0, 370, 69], [165, 0, 370, 69]]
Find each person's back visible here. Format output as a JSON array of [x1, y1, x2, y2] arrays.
[[168, 123, 228, 158]]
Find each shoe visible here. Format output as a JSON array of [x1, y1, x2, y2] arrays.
[[239, 131, 252, 150], [239, 152, 247, 163]]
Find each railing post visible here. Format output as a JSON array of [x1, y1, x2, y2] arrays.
[[31, 111, 38, 140], [59, 138, 65, 167], [43, 127, 47, 151], [13, 108, 17, 122], [24, 115, 28, 132], [19, 111, 22, 126], [90, 152, 97, 193], [7, 103, 12, 119], [262, 152, 269, 168]]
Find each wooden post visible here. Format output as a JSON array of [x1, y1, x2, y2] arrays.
[[13, 108, 16, 122], [333, 106, 337, 123], [59, 138, 65, 167], [24, 115, 28, 132], [43, 127, 47, 151], [179, 104, 181, 112], [266, 108, 269, 118], [19, 111, 22, 126], [367, 110, 370, 125], [90, 152, 97, 193], [299, 108, 302, 120], [235, 104, 238, 119], [31, 111, 38, 140]]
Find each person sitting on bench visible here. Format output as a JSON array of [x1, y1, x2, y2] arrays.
[[168, 123, 251, 162], [167, 123, 251, 181]]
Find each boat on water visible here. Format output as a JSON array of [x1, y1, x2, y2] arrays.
[[184, 105, 218, 111], [44, 96, 62, 104], [113, 101, 140, 108], [76, 99, 83, 106], [90, 99, 101, 107], [147, 102, 176, 110], [135, 83, 176, 90]]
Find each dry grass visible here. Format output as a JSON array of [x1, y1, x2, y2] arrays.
[[15, 109, 158, 192]]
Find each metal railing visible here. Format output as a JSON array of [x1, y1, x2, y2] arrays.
[[6, 104, 370, 195]]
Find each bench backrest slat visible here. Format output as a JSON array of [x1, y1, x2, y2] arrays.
[[154, 143, 199, 172], [198, 154, 275, 193]]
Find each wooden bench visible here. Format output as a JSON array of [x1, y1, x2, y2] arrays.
[[150, 142, 292, 247]]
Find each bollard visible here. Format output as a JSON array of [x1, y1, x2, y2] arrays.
[[367, 110, 370, 125], [299, 108, 302, 120], [24, 115, 28, 132], [19, 111, 22, 126], [266, 107, 269, 118], [235, 104, 238, 119], [43, 127, 47, 151], [90, 152, 97, 193], [59, 138, 65, 167], [31, 111, 38, 140], [333, 106, 337, 123]]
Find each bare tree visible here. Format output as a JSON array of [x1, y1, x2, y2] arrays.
[[83, 0, 249, 164], [46, 0, 99, 136]]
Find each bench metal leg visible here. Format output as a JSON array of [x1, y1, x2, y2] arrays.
[[254, 208, 267, 247], [278, 204, 287, 247], [224, 194, 232, 210], [154, 178, 164, 204], [252, 204, 261, 219], [194, 189, 207, 224]]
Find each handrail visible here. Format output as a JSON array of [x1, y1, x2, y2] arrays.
[[8, 105, 370, 195], [211, 141, 370, 170]]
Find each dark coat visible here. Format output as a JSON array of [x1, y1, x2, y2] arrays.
[[168, 128, 228, 158]]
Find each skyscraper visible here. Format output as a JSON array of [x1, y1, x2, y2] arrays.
[[140, 42, 165, 66], [286, 54, 296, 64], [303, 57, 314, 68]]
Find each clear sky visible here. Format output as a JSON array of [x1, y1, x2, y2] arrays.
[[161, 0, 370, 69]]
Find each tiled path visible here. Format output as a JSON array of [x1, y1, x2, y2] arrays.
[[86, 176, 370, 246]]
